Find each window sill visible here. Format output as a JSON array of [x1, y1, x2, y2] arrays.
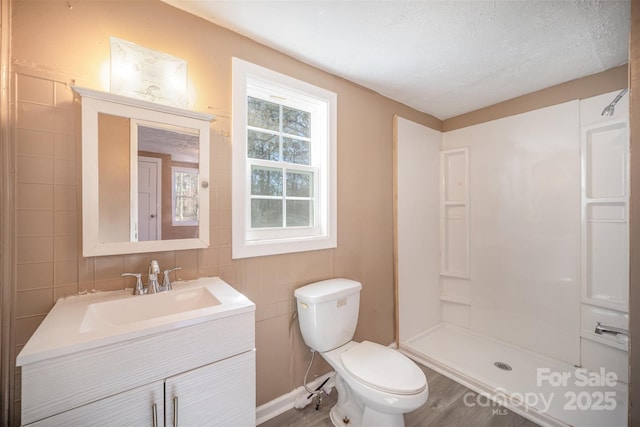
[[232, 233, 336, 259]]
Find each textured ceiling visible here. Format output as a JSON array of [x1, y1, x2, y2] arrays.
[[163, 0, 630, 120]]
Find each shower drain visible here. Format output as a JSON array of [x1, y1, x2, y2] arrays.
[[494, 361, 512, 371]]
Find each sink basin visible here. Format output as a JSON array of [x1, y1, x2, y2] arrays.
[[80, 286, 221, 333], [16, 277, 255, 366]]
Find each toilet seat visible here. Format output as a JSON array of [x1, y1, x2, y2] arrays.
[[340, 341, 426, 395]]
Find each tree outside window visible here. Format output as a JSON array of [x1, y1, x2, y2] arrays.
[[173, 167, 199, 226]]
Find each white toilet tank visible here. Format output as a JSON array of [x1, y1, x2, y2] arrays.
[[295, 278, 362, 352]]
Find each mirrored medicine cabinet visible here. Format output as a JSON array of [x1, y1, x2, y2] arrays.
[[73, 86, 215, 256]]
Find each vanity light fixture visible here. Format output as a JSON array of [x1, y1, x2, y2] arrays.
[[109, 37, 188, 108]]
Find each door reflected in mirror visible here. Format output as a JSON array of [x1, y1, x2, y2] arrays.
[[98, 114, 200, 243]]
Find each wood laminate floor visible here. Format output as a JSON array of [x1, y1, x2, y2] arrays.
[[260, 364, 540, 427]]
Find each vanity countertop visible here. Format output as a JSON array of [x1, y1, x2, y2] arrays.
[[16, 277, 254, 366]]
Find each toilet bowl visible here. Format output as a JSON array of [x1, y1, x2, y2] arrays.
[[295, 278, 428, 427], [322, 341, 428, 427]]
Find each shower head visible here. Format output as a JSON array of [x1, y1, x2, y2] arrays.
[[601, 88, 628, 116]]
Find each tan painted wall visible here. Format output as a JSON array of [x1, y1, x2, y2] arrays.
[[8, 0, 438, 423]]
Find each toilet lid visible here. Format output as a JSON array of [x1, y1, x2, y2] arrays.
[[341, 341, 426, 395]]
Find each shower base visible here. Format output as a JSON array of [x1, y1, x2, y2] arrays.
[[400, 323, 627, 427]]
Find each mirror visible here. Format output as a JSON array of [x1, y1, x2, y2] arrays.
[[74, 86, 214, 256], [97, 116, 200, 242]]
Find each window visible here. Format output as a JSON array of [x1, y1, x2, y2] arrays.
[[172, 166, 199, 226], [232, 58, 337, 258]]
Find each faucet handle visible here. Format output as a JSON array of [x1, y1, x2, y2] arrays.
[[122, 273, 144, 295], [162, 267, 182, 291]]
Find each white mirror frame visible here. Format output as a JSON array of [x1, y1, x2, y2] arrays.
[[73, 86, 214, 256]]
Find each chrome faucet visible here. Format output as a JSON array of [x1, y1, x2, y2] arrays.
[[147, 260, 161, 294], [122, 260, 180, 295], [594, 321, 628, 337]]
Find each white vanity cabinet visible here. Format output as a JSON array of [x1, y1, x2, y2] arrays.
[[26, 381, 165, 426], [26, 349, 256, 427], [17, 279, 256, 427], [165, 350, 256, 426]]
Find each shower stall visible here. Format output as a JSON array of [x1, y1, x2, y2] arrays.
[[394, 90, 629, 427]]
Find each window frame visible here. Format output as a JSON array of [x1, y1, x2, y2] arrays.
[[172, 166, 199, 227], [232, 58, 337, 259]]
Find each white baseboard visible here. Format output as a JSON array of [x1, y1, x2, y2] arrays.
[[256, 372, 335, 425]]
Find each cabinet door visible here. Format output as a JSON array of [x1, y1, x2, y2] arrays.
[[26, 381, 164, 427], [165, 350, 255, 427]]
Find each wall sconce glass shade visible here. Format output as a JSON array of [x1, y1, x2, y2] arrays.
[[110, 37, 188, 108]]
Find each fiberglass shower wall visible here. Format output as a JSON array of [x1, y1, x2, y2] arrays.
[[397, 92, 630, 375], [397, 91, 630, 385], [441, 101, 582, 365]]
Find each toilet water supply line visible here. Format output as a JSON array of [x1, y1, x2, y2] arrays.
[[295, 350, 332, 410], [290, 311, 332, 409], [303, 350, 318, 395]]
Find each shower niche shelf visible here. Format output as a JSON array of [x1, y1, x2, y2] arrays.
[[439, 148, 470, 327], [577, 93, 630, 385], [439, 294, 470, 305], [580, 119, 629, 312], [440, 148, 469, 279]]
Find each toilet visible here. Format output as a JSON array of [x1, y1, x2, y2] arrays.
[[295, 278, 428, 427]]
